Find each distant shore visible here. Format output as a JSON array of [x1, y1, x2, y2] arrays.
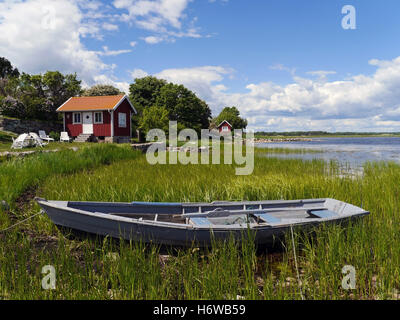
[[255, 137, 313, 143]]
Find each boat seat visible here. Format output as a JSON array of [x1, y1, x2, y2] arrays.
[[253, 212, 281, 225], [190, 217, 212, 227], [308, 210, 337, 219]]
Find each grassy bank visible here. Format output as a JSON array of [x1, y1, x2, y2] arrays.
[[0, 144, 141, 207], [1, 146, 399, 299]]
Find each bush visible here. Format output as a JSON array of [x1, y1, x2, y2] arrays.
[[49, 131, 60, 141]]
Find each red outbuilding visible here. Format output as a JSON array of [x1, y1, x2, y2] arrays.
[[217, 120, 233, 134], [57, 95, 137, 143]]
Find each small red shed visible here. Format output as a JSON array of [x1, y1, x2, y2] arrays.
[[217, 120, 233, 134], [57, 95, 136, 143]]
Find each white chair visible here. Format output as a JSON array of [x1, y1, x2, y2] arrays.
[[11, 134, 30, 149], [29, 132, 47, 147], [39, 130, 54, 142], [11, 133, 44, 149], [60, 132, 72, 142]]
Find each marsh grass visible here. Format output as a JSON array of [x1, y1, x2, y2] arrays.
[[1, 147, 400, 299]]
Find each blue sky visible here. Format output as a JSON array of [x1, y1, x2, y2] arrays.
[[1, 0, 400, 131]]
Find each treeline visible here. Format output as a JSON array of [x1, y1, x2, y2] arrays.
[[0, 56, 248, 133], [0, 57, 82, 121]]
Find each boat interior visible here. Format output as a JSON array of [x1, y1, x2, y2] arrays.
[[64, 199, 347, 227]]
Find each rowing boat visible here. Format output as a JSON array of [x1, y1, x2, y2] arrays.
[[36, 198, 369, 247]]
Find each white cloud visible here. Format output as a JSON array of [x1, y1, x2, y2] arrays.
[[92, 74, 130, 94], [137, 57, 400, 131], [130, 41, 138, 47], [113, 0, 189, 29], [130, 68, 149, 79], [96, 46, 131, 56], [142, 35, 165, 44], [155, 66, 232, 107], [113, 0, 202, 43], [102, 22, 119, 31], [0, 0, 108, 84]]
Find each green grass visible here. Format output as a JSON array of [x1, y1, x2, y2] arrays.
[[1, 147, 400, 299], [0, 144, 141, 207]]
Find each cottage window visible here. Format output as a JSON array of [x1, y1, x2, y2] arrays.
[[73, 112, 81, 124], [118, 113, 127, 128], [222, 125, 229, 132], [94, 112, 103, 124]]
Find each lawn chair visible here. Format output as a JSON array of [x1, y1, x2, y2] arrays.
[[11, 133, 31, 149], [39, 130, 55, 142], [29, 132, 47, 147], [60, 132, 72, 143]]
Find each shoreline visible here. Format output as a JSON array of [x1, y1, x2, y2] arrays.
[[255, 137, 313, 143]]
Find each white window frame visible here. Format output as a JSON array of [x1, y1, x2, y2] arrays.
[[222, 125, 229, 132], [94, 111, 103, 124], [73, 112, 82, 124], [118, 112, 127, 128]]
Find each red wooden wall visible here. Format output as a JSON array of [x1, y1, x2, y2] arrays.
[[113, 99, 131, 137]]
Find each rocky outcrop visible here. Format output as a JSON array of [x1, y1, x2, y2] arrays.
[[0, 116, 63, 135]]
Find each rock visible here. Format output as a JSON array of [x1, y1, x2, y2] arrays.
[[0, 116, 62, 135], [132, 142, 161, 153]]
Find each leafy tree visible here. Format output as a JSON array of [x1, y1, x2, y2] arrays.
[[0, 68, 82, 120], [155, 83, 211, 132], [42, 71, 82, 114], [0, 57, 19, 79], [129, 76, 167, 128], [139, 105, 170, 134], [212, 106, 247, 130], [82, 84, 123, 96]]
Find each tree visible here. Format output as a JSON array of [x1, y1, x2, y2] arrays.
[[129, 76, 168, 133], [1, 70, 82, 120], [212, 106, 247, 130], [0, 57, 19, 79], [155, 83, 211, 132], [42, 71, 82, 114], [82, 84, 123, 96], [139, 105, 170, 134], [129, 76, 167, 117]]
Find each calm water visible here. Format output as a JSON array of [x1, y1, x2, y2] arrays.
[[258, 137, 400, 169]]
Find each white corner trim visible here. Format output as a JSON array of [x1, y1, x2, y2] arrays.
[[113, 95, 137, 114], [56, 97, 73, 112], [110, 110, 114, 137], [217, 120, 233, 128]]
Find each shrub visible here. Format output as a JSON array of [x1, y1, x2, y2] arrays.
[[49, 131, 60, 141]]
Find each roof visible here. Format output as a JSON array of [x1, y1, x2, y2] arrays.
[[57, 95, 137, 113], [217, 120, 233, 128]]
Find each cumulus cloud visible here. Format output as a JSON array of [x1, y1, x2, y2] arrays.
[[92, 74, 130, 94], [113, 0, 202, 43], [131, 68, 149, 79], [0, 0, 109, 84], [137, 57, 400, 131], [155, 66, 232, 109]]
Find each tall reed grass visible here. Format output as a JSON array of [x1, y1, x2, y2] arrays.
[[1, 149, 399, 299]]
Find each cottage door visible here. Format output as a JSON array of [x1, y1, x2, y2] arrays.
[[82, 112, 94, 134]]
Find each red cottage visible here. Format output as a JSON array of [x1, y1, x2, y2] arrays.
[[217, 120, 233, 134], [57, 95, 137, 143]]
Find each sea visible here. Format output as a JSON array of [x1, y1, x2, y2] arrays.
[[257, 137, 400, 172]]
